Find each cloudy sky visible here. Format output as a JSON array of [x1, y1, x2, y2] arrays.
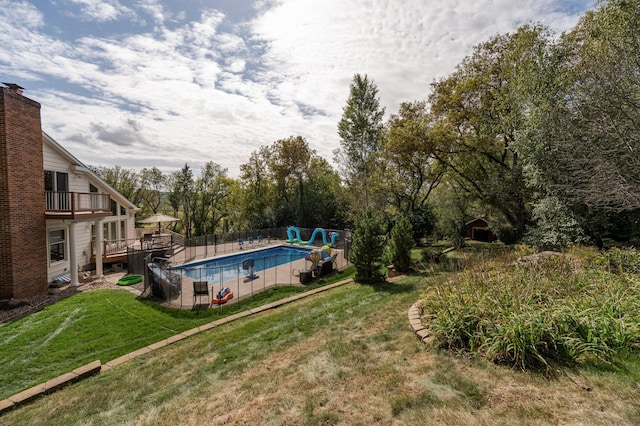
[[1, 0, 596, 177]]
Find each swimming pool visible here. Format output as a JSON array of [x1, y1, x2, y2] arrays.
[[175, 245, 313, 284]]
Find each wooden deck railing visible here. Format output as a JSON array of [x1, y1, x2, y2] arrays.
[[45, 191, 111, 219], [91, 238, 141, 257]]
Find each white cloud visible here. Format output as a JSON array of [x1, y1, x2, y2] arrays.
[[69, 0, 134, 22], [0, 0, 595, 176], [0, 0, 43, 28], [137, 0, 167, 26]]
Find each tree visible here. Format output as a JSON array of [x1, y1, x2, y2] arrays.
[[335, 73, 386, 212], [138, 167, 165, 216], [302, 157, 349, 229], [269, 136, 313, 226], [349, 208, 386, 283], [524, 196, 589, 250], [239, 136, 347, 230], [91, 165, 141, 205], [383, 101, 445, 239], [240, 146, 276, 230], [191, 162, 229, 236], [168, 164, 194, 237], [388, 216, 415, 272], [524, 0, 640, 212], [429, 25, 551, 241]]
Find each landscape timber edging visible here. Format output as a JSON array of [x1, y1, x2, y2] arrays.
[[408, 302, 432, 344]]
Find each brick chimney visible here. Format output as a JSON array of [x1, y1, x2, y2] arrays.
[[0, 84, 48, 300]]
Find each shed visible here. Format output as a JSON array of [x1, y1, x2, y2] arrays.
[[465, 218, 497, 242]]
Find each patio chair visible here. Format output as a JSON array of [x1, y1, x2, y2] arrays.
[[257, 235, 264, 245], [193, 281, 210, 307], [248, 236, 254, 246], [238, 238, 244, 249], [143, 233, 153, 249]]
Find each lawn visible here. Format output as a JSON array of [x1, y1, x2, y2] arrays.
[[0, 267, 355, 400], [1, 250, 640, 424]]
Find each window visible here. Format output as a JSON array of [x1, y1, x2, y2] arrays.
[[111, 199, 118, 216], [44, 170, 70, 210], [44, 170, 54, 191], [49, 229, 66, 263]]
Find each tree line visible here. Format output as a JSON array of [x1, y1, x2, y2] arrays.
[[93, 0, 640, 248]]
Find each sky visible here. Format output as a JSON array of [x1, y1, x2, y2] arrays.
[[0, 0, 597, 178]]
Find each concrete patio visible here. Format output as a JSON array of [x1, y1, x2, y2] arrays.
[[152, 241, 350, 309]]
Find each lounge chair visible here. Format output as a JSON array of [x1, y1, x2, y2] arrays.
[[257, 235, 264, 245], [248, 236, 254, 246], [238, 238, 244, 249]]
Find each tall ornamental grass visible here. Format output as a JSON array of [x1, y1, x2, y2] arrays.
[[418, 248, 640, 371]]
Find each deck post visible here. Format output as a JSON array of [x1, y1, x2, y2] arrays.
[[68, 222, 79, 286], [95, 219, 104, 279]]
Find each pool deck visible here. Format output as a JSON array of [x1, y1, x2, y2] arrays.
[[159, 240, 349, 309]]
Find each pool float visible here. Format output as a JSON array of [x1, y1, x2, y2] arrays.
[[117, 274, 143, 286], [212, 286, 234, 305]]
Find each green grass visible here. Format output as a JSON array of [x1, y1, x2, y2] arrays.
[[1, 277, 427, 424], [2, 252, 640, 425], [0, 267, 355, 400]]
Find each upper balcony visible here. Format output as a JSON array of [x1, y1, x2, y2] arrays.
[[45, 191, 112, 220]]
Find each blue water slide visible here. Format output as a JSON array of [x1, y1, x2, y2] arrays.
[[328, 231, 339, 246], [286, 226, 339, 247], [286, 226, 302, 243]]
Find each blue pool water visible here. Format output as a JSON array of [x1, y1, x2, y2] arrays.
[[175, 245, 313, 284]]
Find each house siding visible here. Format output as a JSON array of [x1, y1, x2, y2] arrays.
[[42, 145, 137, 281], [0, 88, 48, 299]]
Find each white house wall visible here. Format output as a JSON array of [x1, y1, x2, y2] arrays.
[[43, 143, 85, 193], [43, 141, 138, 282]]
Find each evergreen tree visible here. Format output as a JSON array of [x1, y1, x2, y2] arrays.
[[388, 216, 415, 272], [349, 208, 386, 283]]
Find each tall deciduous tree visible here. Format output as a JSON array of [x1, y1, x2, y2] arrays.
[[429, 25, 550, 241], [383, 101, 445, 239], [139, 167, 165, 215], [303, 157, 349, 229], [191, 162, 230, 237], [239, 137, 347, 230], [335, 73, 386, 212], [524, 0, 640, 212], [168, 164, 194, 237], [240, 147, 275, 229], [269, 136, 313, 226], [91, 165, 141, 205]]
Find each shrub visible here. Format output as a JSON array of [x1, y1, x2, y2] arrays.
[[421, 247, 444, 264], [524, 196, 590, 250]]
